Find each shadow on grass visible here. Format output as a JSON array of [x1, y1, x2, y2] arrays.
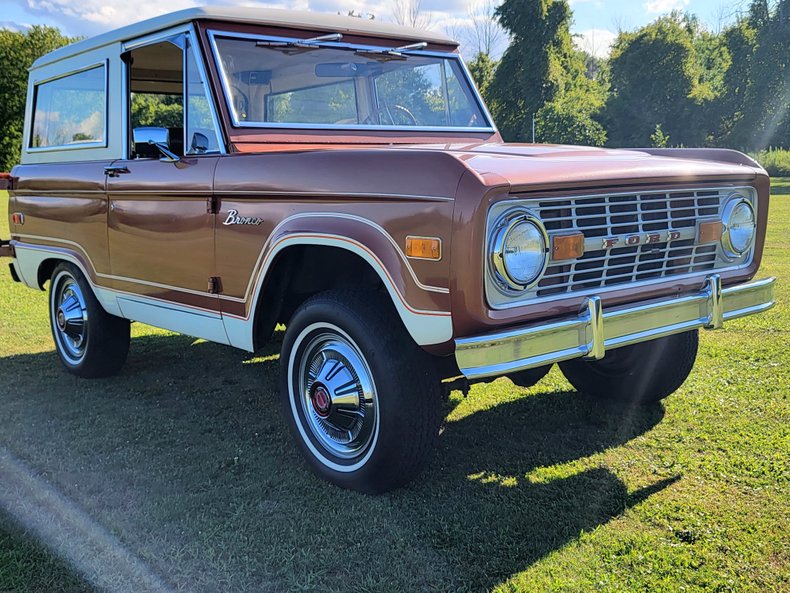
[[770, 181, 790, 197], [0, 334, 676, 593]]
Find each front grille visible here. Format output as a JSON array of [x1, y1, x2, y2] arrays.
[[524, 188, 736, 298]]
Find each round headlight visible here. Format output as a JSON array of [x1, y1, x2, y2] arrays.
[[721, 197, 756, 258], [491, 212, 549, 290]]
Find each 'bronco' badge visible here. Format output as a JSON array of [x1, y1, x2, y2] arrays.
[[223, 209, 263, 226]]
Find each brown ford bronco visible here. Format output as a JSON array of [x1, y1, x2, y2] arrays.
[[1, 8, 776, 493]]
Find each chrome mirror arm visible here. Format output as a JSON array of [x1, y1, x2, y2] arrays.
[[148, 140, 181, 163]]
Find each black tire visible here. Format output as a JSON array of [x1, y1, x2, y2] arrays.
[[507, 364, 552, 388], [49, 263, 130, 378], [559, 330, 699, 405], [280, 289, 442, 494]]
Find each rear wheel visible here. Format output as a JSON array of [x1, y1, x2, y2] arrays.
[[49, 263, 130, 378], [280, 290, 442, 494], [559, 330, 699, 405]]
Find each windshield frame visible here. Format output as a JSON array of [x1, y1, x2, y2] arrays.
[[206, 30, 496, 134]]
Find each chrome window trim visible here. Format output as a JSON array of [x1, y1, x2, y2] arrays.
[[120, 24, 226, 159], [484, 186, 758, 311], [27, 61, 109, 153], [206, 30, 497, 133]]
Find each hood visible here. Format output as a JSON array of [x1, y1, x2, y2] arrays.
[[407, 142, 762, 190]]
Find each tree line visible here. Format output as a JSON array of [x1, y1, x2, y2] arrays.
[[474, 0, 789, 151], [0, 0, 788, 172]]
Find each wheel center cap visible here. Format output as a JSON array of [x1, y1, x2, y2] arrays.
[[56, 309, 66, 331], [311, 385, 332, 418]]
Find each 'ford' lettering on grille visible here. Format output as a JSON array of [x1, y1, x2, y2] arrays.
[[601, 230, 681, 250]]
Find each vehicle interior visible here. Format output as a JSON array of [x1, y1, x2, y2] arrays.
[[212, 35, 486, 128]]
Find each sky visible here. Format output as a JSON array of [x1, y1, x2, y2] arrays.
[[0, 0, 752, 58]]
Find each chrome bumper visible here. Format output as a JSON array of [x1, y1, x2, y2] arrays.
[[456, 275, 776, 380]]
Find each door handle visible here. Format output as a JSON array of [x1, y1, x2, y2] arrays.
[[104, 166, 131, 178]]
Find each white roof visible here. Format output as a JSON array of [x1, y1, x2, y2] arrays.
[[32, 6, 458, 69]]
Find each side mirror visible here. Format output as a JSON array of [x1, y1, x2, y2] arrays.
[[190, 132, 209, 154], [133, 126, 169, 159]]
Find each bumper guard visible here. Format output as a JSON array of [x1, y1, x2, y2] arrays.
[[456, 275, 776, 380]]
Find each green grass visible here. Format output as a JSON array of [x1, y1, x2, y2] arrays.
[[0, 187, 787, 593]]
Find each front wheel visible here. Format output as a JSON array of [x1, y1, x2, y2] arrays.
[[49, 263, 130, 378], [559, 330, 699, 405], [280, 290, 442, 494]]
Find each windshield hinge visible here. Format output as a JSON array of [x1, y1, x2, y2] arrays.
[[208, 276, 223, 295], [207, 195, 220, 215]]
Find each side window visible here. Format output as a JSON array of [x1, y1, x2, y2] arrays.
[[30, 65, 106, 148]]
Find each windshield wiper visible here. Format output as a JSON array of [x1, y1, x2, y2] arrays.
[[355, 42, 428, 62], [256, 33, 344, 54]]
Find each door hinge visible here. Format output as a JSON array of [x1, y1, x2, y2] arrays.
[[208, 276, 223, 295], [207, 195, 220, 215]]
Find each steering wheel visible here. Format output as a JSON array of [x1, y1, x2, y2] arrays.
[[369, 102, 418, 126]]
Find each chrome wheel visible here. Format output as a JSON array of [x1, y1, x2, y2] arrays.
[[51, 271, 89, 365], [291, 324, 379, 468]]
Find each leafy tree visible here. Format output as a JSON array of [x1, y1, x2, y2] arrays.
[[130, 93, 184, 129], [714, 18, 758, 147], [467, 51, 497, 100], [650, 124, 670, 147], [730, 0, 790, 149], [0, 26, 76, 171], [535, 102, 606, 146], [602, 12, 719, 147], [489, 0, 605, 144]]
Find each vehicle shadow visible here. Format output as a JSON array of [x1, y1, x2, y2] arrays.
[[0, 333, 676, 593]]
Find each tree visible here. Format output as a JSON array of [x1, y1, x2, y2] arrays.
[[602, 12, 720, 148], [535, 102, 606, 146], [732, 0, 790, 149], [467, 52, 497, 100], [466, 0, 505, 57], [714, 17, 759, 147], [0, 26, 76, 171], [489, 0, 605, 144], [390, 0, 432, 30]]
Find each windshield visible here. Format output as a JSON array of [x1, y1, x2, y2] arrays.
[[211, 34, 490, 130]]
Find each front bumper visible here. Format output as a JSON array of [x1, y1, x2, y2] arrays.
[[456, 275, 776, 380]]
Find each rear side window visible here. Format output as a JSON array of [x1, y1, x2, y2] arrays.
[[30, 65, 107, 149]]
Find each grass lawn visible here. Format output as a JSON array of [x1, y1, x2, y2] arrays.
[[0, 181, 787, 593]]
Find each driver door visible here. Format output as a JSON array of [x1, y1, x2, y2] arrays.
[[106, 29, 226, 343]]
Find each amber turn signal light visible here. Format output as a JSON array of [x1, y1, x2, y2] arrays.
[[551, 233, 585, 261], [405, 236, 441, 260], [698, 220, 723, 244]]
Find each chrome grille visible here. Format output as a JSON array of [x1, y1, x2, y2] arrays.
[[523, 188, 741, 299]]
